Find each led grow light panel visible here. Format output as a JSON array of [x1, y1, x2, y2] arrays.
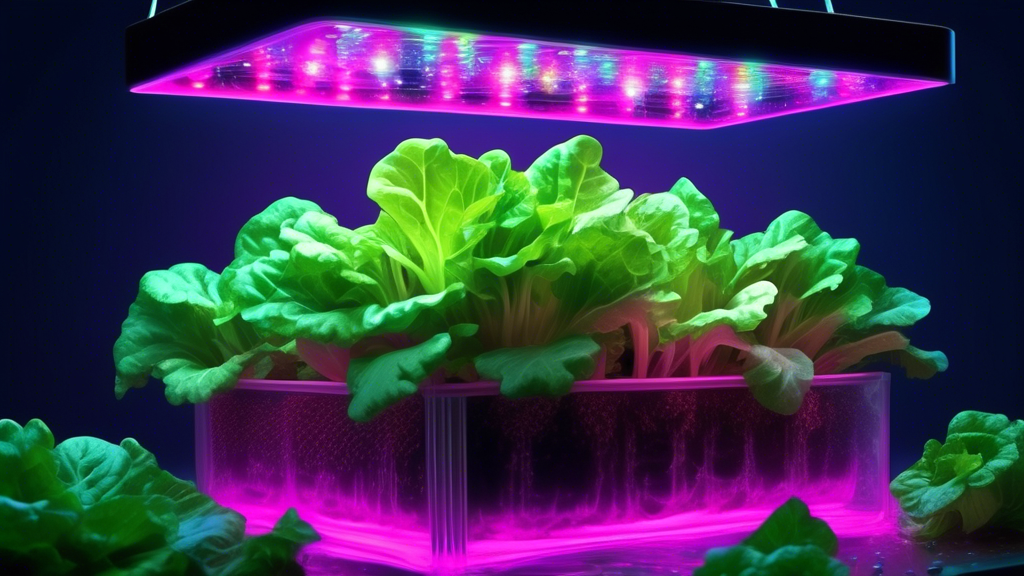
[[132, 21, 946, 129]]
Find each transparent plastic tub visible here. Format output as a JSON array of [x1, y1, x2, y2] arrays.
[[196, 373, 891, 574]]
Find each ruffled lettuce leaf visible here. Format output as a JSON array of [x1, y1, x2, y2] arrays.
[[224, 206, 465, 349], [367, 138, 500, 294], [474, 335, 600, 397], [346, 332, 454, 422], [694, 498, 848, 576], [666, 281, 778, 339], [891, 411, 1024, 539], [0, 419, 318, 575], [740, 212, 947, 380], [217, 197, 326, 322], [114, 263, 295, 405], [525, 135, 633, 229]]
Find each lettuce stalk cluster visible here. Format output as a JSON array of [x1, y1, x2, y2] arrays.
[[114, 135, 946, 420]]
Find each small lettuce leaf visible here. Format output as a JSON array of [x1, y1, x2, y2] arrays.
[[114, 264, 293, 404], [624, 191, 699, 277], [743, 345, 815, 416], [0, 419, 81, 574], [525, 135, 632, 225], [216, 509, 319, 576], [694, 498, 848, 576], [891, 410, 1024, 539], [0, 419, 318, 576], [666, 281, 778, 339], [726, 212, 811, 291], [346, 332, 453, 422], [744, 497, 839, 555], [474, 335, 600, 397]]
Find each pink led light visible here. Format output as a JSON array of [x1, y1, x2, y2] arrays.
[[133, 21, 945, 129], [197, 373, 891, 573]]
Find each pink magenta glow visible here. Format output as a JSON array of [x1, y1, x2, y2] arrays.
[[196, 373, 892, 573], [133, 21, 946, 129]]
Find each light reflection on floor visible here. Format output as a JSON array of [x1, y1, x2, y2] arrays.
[[231, 500, 1024, 575]]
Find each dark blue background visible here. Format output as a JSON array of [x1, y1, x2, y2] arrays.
[[6, 1, 1022, 481]]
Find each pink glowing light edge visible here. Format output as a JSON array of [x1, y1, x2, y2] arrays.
[[231, 500, 896, 573], [131, 20, 947, 130], [198, 373, 892, 572], [232, 371, 889, 396]]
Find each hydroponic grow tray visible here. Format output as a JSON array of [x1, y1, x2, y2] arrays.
[[127, 0, 954, 129], [196, 372, 890, 574]]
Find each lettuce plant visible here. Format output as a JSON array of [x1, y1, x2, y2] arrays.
[[891, 411, 1024, 539], [114, 134, 946, 420], [0, 418, 318, 575], [114, 263, 302, 405], [640, 210, 947, 414], [693, 498, 849, 576]]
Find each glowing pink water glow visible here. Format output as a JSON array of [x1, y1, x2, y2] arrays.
[[133, 21, 945, 129], [196, 373, 891, 573]]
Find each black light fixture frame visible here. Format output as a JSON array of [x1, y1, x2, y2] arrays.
[[126, 0, 954, 89]]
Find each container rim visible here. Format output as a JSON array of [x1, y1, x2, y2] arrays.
[[233, 372, 889, 397]]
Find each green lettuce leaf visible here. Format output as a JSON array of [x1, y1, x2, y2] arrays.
[[666, 281, 778, 339], [114, 264, 294, 405], [367, 138, 500, 294], [226, 207, 465, 348], [469, 136, 634, 349], [740, 212, 946, 380], [474, 335, 600, 397], [1, 419, 318, 575], [694, 498, 848, 576], [346, 332, 454, 422], [891, 410, 1024, 538], [525, 135, 632, 227], [217, 197, 326, 322], [743, 345, 815, 416]]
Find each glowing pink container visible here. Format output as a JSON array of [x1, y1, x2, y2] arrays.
[[134, 20, 945, 129], [196, 373, 891, 574]]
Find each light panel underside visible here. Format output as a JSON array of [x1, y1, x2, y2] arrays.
[[133, 20, 946, 129]]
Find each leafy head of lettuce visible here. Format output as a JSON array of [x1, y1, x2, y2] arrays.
[[693, 497, 849, 576], [891, 410, 1024, 539], [643, 208, 946, 415], [467, 136, 696, 398], [113, 135, 948, 422], [114, 263, 300, 405], [0, 418, 318, 575]]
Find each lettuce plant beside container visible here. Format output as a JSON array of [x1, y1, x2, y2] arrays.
[[114, 136, 947, 573]]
